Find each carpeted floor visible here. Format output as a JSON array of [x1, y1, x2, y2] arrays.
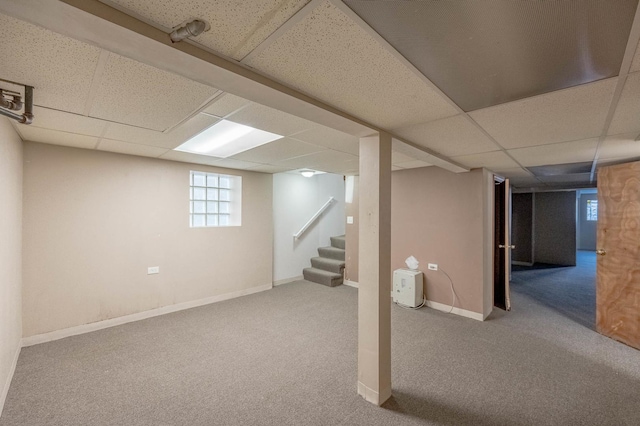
[[1, 263, 639, 425], [511, 250, 597, 329]]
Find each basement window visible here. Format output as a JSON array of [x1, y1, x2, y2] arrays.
[[190, 171, 242, 227], [586, 199, 598, 221]]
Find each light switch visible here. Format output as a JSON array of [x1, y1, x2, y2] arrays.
[[347, 216, 354, 224]]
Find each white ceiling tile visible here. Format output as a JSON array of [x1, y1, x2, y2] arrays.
[[391, 151, 415, 164], [599, 133, 640, 160], [244, 1, 458, 129], [393, 115, 499, 157], [469, 78, 617, 149], [27, 107, 107, 137], [0, 14, 101, 114], [97, 139, 168, 158], [103, 113, 219, 149], [508, 138, 599, 167], [18, 126, 98, 149], [210, 158, 263, 170], [609, 72, 640, 135], [491, 167, 533, 179], [104, 0, 311, 60], [291, 126, 359, 155], [394, 160, 432, 170], [538, 173, 593, 184], [88, 53, 218, 131], [246, 164, 295, 174], [273, 150, 358, 174], [202, 93, 251, 118], [226, 102, 315, 136], [230, 137, 325, 163], [159, 150, 222, 166], [452, 151, 519, 170], [391, 165, 404, 171], [509, 176, 543, 187], [630, 40, 640, 73]]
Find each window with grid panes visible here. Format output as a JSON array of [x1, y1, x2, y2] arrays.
[[190, 171, 241, 227]]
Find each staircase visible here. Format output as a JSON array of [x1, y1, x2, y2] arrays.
[[303, 235, 346, 287]]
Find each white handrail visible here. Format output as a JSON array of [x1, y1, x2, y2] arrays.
[[294, 197, 335, 240]]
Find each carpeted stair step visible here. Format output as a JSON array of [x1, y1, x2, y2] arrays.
[[311, 256, 345, 274], [303, 267, 343, 287], [330, 235, 346, 250], [318, 246, 345, 261]]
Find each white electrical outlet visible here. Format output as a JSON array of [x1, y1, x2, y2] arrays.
[[347, 216, 354, 224], [428, 263, 438, 271], [147, 266, 160, 275]]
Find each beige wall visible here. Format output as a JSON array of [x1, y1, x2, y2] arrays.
[[346, 167, 493, 316], [22, 142, 273, 337], [0, 118, 22, 413]]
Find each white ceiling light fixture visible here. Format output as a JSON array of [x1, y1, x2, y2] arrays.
[[300, 170, 315, 178], [174, 119, 283, 158]]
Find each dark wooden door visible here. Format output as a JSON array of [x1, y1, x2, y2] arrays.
[[596, 161, 640, 350], [494, 179, 511, 311]]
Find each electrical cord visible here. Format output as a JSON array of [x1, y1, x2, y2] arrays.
[[438, 267, 457, 314], [394, 295, 426, 310]]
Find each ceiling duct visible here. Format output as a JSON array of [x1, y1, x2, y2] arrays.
[[0, 78, 34, 124]]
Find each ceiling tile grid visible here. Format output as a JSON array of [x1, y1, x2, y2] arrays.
[[508, 138, 599, 167], [393, 115, 500, 157], [0, 13, 102, 114], [608, 72, 640, 135], [17, 126, 99, 150], [244, 0, 459, 129], [88, 53, 219, 131], [159, 150, 222, 166], [599, 133, 640, 160], [469, 78, 617, 149], [24, 107, 107, 138], [230, 137, 326, 164], [451, 151, 520, 170], [273, 149, 358, 174], [101, 0, 311, 60], [97, 139, 169, 158], [202, 93, 252, 118], [225, 102, 316, 136], [290, 125, 360, 155]]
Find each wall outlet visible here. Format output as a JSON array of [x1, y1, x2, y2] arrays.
[[347, 216, 354, 224], [147, 266, 160, 275], [428, 263, 438, 271]]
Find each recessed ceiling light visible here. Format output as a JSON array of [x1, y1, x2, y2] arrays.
[[174, 119, 283, 158], [300, 170, 315, 178]]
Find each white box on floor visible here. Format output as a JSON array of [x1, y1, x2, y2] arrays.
[[392, 269, 424, 307]]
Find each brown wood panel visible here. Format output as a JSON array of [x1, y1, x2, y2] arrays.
[[596, 161, 640, 350]]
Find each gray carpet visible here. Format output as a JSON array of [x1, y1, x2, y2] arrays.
[[1, 274, 639, 425], [511, 250, 597, 329]]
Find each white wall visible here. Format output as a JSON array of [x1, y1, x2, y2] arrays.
[[273, 173, 345, 282], [22, 142, 273, 337], [0, 118, 22, 416]]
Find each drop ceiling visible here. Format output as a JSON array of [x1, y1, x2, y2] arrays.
[[2, 0, 640, 189]]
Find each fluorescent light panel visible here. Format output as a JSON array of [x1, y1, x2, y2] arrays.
[[175, 119, 283, 158]]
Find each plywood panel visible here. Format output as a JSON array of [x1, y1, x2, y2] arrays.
[[596, 161, 640, 350]]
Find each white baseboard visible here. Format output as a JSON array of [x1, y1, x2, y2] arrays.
[[512, 261, 533, 266], [22, 283, 273, 347], [343, 280, 359, 288], [0, 343, 21, 418], [357, 381, 391, 406], [424, 300, 484, 321], [273, 275, 303, 286]]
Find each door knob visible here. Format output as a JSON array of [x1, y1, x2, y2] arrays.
[[596, 249, 606, 256], [498, 245, 516, 249]]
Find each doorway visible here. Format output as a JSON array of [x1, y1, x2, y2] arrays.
[[509, 190, 597, 329]]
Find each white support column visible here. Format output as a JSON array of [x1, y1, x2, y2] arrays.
[[357, 132, 392, 406]]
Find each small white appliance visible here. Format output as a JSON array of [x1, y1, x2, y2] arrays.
[[392, 269, 424, 307]]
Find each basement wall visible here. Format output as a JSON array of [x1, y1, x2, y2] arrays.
[[0, 118, 23, 416], [272, 172, 345, 283], [22, 142, 273, 337], [345, 167, 494, 318]]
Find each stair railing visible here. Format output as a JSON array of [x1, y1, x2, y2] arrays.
[[294, 197, 335, 240]]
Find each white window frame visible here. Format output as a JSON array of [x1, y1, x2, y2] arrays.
[[190, 171, 242, 227]]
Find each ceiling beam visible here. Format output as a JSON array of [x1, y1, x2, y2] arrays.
[[0, 0, 468, 173]]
